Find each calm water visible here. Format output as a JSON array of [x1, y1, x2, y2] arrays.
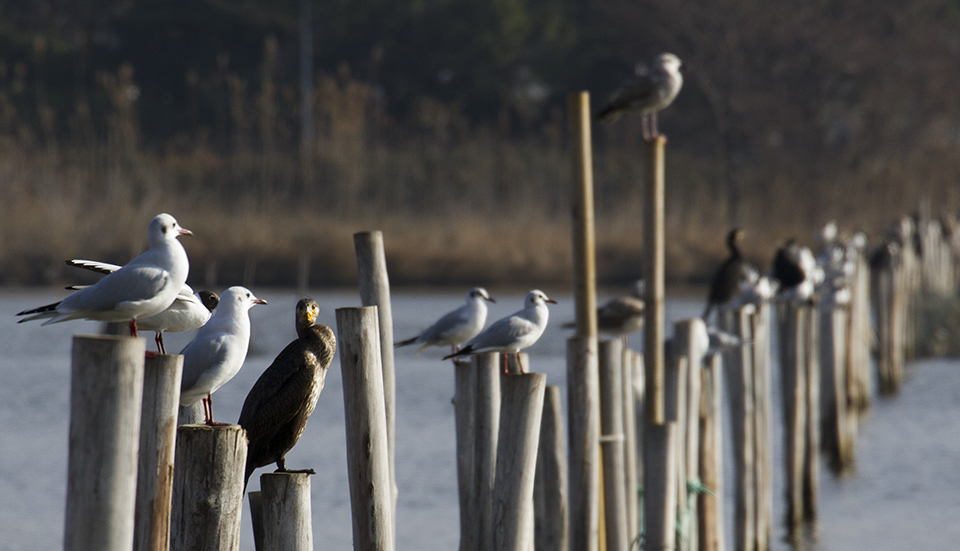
[[1, 287, 959, 550]]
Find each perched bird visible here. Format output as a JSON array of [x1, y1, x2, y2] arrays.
[[443, 290, 557, 374], [728, 264, 779, 309], [772, 240, 807, 290], [563, 280, 645, 343], [702, 228, 747, 321], [395, 287, 496, 355], [180, 286, 267, 425], [596, 53, 685, 140], [64, 258, 218, 354], [238, 298, 335, 488], [16, 213, 192, 337]]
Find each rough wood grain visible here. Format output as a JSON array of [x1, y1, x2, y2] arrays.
[[335, 306, 395, 551], [260, 472, 313, 551], [65, 335, 146, 551], [135, 353, 184, 551], [170, 425, 247, 551]]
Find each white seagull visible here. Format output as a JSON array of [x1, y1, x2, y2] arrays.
[[597, 52, 685, 140], [179, 286, 267, 425], [443, 290, 556, 374], [16, 213, 192, 337], [64, 259, 219, 354], [395, 287, 496, 355]]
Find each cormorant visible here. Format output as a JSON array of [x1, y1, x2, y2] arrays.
[[239, 298, 335, 488], [702, 228, 746, 321]]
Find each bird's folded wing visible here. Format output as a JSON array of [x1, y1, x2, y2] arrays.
[[61, 264, 170, 313]]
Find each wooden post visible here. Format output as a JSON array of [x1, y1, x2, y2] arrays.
[[643, 355, 682, 551], [493, 373, 547, 551], [621, 348, 640, 546], [720, 308, 755, 551], [177, 403, 204, 426], [776, 303, 806, 542], [335, 306, 395, 551], [753, 304, 773, 551], [260, 473, 313, 551], [598, 340, 628, 551], [820, 306, 852, 474], [674, 319, 705, 551], [354, 230, 398, 516], [644, 136, 667, 424], [475, 353, 502, 551], [455, 361, 478, 551], [698, 354, 725, 551], [568, 90, 601, 551], [535, 385, 570, 551], [248, 492, 264, 551], [64, 335, 146, 551], [170, 425, 247, 551], [135, 354, 184, 551], [802, 306, 820, 522], [567, 336, 600, 551]]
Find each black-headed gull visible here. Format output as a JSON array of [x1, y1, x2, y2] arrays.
[[597, 52, 684, 141], [64, 259, 218, 354], [443, 289, 556, 374], [16, 213, 192, 337], [395, 287, 496, 355], [239, 298, 335, 488], [562, 280, 645, 342], [179, 286, 267, 426]]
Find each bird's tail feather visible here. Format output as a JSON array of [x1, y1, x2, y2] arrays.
[[443, 345, 473, 361], [16, 302, 61, 323], [395, 336, 418, 348]]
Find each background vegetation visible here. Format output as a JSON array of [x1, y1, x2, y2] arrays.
[[2, 0, 960, 287]]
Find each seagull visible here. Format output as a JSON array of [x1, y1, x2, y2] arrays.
[[443, 290, 556, 374], [562, 280, 645, 343], [16, 213, 192, 337], [64, 259, 219, 354], [180, 286, 267, 426], [395, 287, 496, 355], [239, 298, 335, 488], [596, 52, 685, 141], [703, 228, 747, 321]]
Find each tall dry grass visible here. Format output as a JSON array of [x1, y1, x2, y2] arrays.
[[2, 51, 959, 288]]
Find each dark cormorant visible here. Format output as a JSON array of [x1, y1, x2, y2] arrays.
[[772, 239, 807, 290], [702, 229, 746, 321], [238, 298, 336, 488]]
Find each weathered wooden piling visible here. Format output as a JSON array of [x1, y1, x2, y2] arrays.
[[621, 348, 640, 545], [698, 353, 725, 551], [475, 353, 503, 551], [535, 385, 570, 551], [567, 336, 600, 551], [675, 319, 706, 551], [802, 306, 820, 522], [493, 373, 547, 551], [820, 306, 853, 474], [752, 303, 774, 551], [644, 136, 667, 424], [260, 473, 313, 551], [135, 354, 184, 551], [248, 492, 264, 551], [335, 306, 395, 551], [720, 309, 756, 551], [567, 90, 601, 551], [170, 425, 247, 551], [354, 231, 398, 518], [177, 403, 204, 426], [643, 354, 682, 551], [64, 335, 146, 551], [598, 339, 628, 551], [454, 361, 478, 551]]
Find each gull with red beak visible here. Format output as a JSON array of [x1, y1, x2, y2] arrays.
[[180, 286, 267, 425], [16, 213, 192, 338], [443, 289, 556, 374]]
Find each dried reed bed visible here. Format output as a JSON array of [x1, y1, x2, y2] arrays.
[[2, 60, 960, 287]]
